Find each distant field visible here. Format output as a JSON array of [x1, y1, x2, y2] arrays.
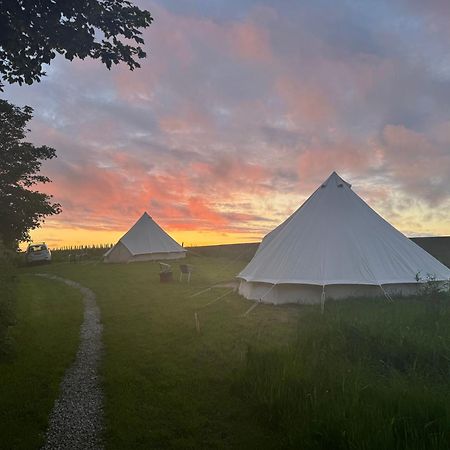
[[412, 236, 450, 267], [188, 242, 258, 261], [190, 237, 450, 268], [18, 250, 450, 449]]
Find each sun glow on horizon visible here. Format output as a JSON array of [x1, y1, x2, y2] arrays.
[[23, 223, 263, 250], [22, 192, 450, 252]]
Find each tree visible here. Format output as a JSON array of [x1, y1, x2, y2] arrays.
[[0, 99, 61, 247], [0, 0, 153, 88]]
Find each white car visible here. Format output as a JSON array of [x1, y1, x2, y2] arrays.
[[26, 243, 52, 264]]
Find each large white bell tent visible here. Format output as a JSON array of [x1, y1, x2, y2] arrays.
[[103, 212, 186, 263], [238, 172, 450, 304]]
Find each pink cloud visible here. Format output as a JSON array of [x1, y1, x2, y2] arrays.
[[229, 22, 272, 62], [379, 124, 450, 204], [159, 105, 214, 134], [297, 135, 375, 183], [276, 76, 335, 125]]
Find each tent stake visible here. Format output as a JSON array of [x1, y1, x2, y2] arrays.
[[194, 312, 201, 334]]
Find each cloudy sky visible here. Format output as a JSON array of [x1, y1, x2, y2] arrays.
[[4, 0, 450, 247]]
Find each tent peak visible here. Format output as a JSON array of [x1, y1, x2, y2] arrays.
[[321, 171, 352, 189]]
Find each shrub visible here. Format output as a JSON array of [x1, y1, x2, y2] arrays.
[[415, 272, 450, 300]]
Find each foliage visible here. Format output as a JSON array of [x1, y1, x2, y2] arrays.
[[0, 99, 61, 247], [415, 272, 450, 299], [0, 0, 153, 88], [50, 243, 113, 262]]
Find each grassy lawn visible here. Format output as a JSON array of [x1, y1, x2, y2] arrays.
[[239, 298, 450, 449], [0, 275, 83, 450], [22, 252, 450, 449]]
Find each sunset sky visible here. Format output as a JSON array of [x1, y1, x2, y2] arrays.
[[4, 0, 450, 248]]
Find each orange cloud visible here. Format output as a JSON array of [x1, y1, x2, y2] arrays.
[[187, 197, 228, 226]]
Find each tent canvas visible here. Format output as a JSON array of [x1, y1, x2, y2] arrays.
[[103, 212, 186, 263], [238, 172, 450, 304]]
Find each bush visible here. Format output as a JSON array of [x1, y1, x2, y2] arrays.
[[415, 272, 450, 300], [0, 241, 17, 359]]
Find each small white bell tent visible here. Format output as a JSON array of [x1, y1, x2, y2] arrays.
[[238, 172, 450, 304], [103, 212, 186, 263]]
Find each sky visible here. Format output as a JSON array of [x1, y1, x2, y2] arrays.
[[4, 0, 450, 248]]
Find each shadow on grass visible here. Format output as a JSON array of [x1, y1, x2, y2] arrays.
[[0, 246, 18, 361]]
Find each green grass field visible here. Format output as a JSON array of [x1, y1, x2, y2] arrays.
[[6, 249, 450, 449], [0, 276, 83, 449]]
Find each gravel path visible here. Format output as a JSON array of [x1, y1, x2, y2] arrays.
[[36, 274, 104, 450]]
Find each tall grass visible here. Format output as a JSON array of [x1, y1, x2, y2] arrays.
[[236, 297, 450, 449]]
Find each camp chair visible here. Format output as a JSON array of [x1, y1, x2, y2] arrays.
[[179, 264, 194, 282], [159, 262, 172, 272], [159, 262, 173, 282]]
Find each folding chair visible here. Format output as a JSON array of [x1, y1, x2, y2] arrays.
[[159, 262, 173, 282], [159, 262, 172, 273], [179, 264, 194, 282]]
